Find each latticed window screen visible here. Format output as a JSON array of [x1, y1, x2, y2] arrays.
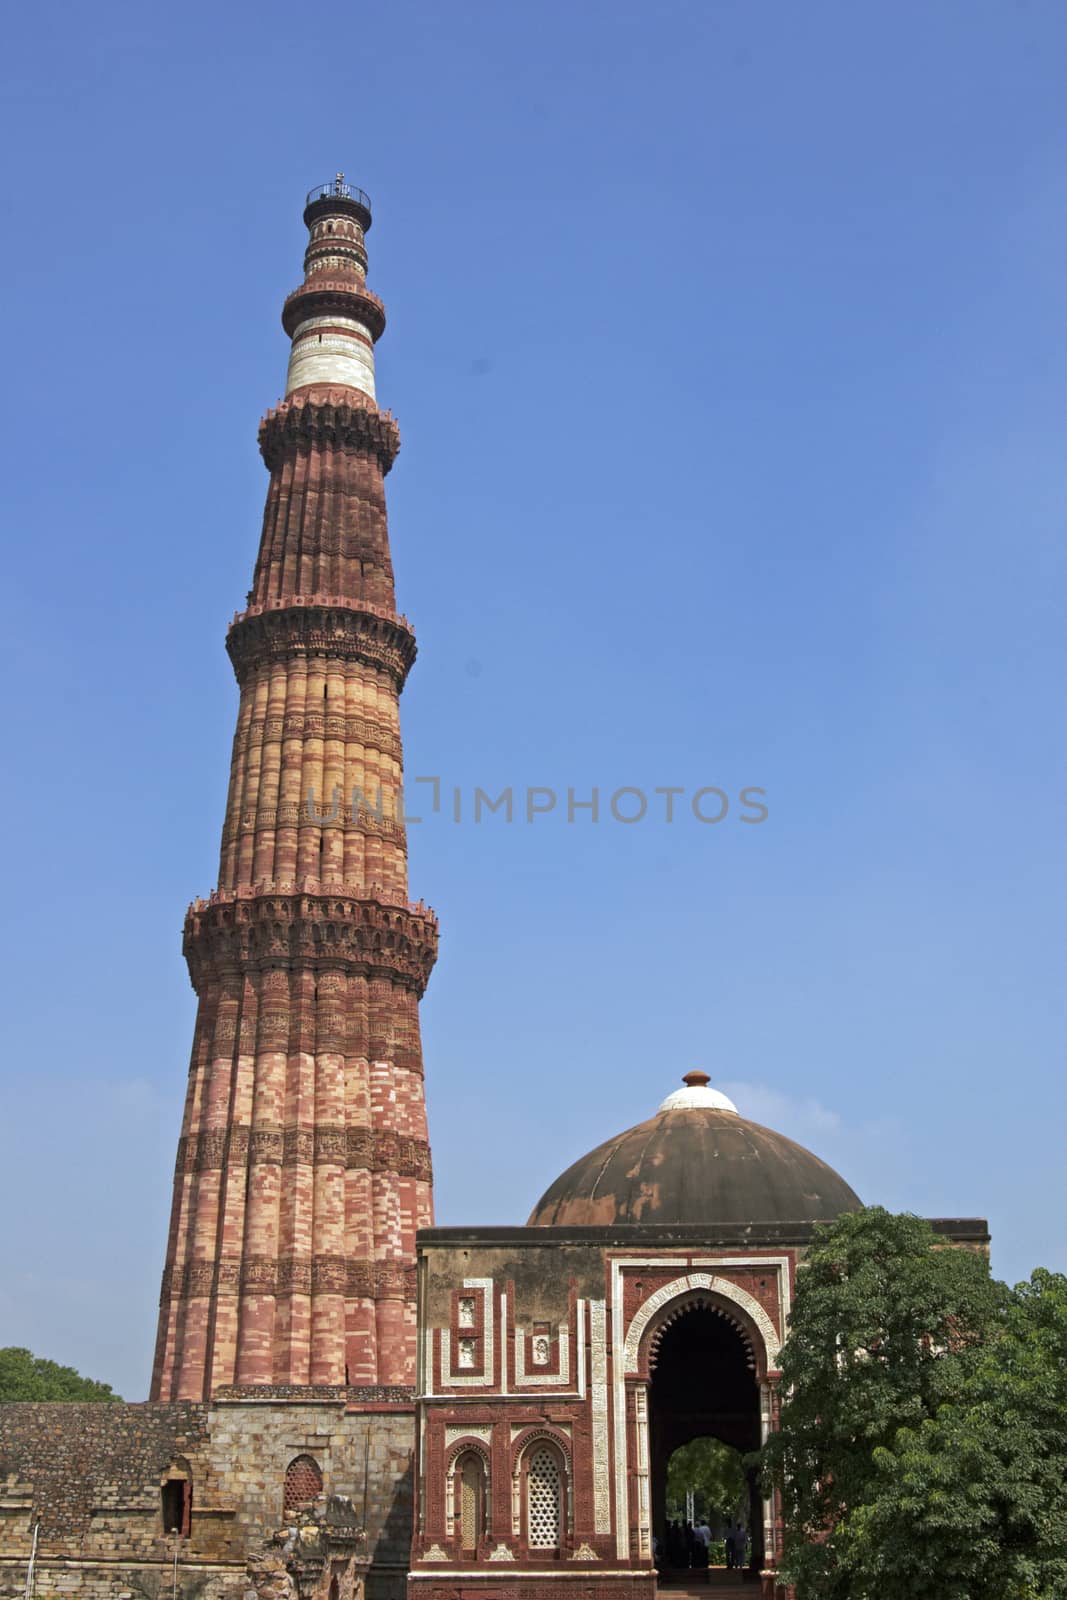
[[459, 1454, 483, 1550], [284, 1454, 323, 1512], [526, 1447, 562, 1548]]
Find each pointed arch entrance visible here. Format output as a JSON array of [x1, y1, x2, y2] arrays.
[[630, 1282, 771, 1577]]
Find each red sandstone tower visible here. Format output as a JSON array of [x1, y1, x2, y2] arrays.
[[152, 177, 437, 1401]]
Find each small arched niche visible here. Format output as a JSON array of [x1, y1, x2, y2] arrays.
[[160, 1458, 192, 1538], [454, 1450, 487, 1554]]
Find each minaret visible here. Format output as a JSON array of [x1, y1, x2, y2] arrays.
[[151, 177, 438, 1400]]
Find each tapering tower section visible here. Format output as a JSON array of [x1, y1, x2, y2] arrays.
[[152, 178, 438, 1401]]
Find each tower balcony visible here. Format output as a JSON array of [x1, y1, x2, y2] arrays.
[[306, 178, 371, 210], [225, 595, 417, 690], [230, 593, 411, 631], [189, 880, 436, 922], [304, 176, 372, 232], [281, 278, 386, 341]]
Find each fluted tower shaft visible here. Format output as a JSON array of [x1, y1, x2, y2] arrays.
[[152, 179, 437, 1401]]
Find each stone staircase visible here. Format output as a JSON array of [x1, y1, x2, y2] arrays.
[[659, 1571, 753, 1596]]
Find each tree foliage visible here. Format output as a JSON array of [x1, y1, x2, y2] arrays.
[[666, 1436, 746, 1524], [841, 1267, 1067, 1600], [762, 1208, 1009, 1599], [0, 1346, 120, 1402]]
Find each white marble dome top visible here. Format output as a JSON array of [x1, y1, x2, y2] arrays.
[[657, 1070, 739, 1115]]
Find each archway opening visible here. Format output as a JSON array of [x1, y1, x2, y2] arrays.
[[649, 1302, 763, 1578]]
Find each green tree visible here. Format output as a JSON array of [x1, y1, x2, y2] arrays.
[[0, 1347, 120, 1402], [840, 1268, 1067, 1600], [761, 1207, 1005, 1600], [666, 1436, 745, 1524]]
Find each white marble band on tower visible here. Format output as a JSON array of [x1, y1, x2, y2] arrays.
[[285, 314, 376, 399]]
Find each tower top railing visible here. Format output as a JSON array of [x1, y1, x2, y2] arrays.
[[306, 176, 371, 213]]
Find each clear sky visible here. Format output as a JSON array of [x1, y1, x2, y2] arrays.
[[0, 0, 1064, 1399]]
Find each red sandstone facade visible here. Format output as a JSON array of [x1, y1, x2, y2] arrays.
[[407, 1219, 989, 1600], [152, 178, 437, 1401], [409, 1229, 795, 1600]]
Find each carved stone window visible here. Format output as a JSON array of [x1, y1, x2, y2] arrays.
[[284, 1453, 323, 1513], [458, 1296, 476, 1329], [525, 1446, 562, 1549], [457, 1337, 477, 1369], [532, 1334, 550, 1366]]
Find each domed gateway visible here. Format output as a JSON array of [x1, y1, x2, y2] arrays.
[[408, 1072, 984, 1600]]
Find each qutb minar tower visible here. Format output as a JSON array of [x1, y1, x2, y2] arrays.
[[152, 177, 438, 1401], [0, 178, 995, 1600]]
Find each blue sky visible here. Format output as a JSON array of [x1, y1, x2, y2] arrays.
[[1, 1, 1065, 1399]]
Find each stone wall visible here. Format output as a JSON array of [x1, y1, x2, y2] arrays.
[[0, 1399, 413, 1600]]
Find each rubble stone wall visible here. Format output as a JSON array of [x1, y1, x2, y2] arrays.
[[0, 1400, 413, 1600]]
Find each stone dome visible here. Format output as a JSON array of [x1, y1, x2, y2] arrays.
[[527, 1071, 861, 1228]]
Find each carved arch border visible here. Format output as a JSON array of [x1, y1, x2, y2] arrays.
[[507, 1425, 573, 1476], [445, 1437, 492, 1475], [624, 1272, 781, 1378]]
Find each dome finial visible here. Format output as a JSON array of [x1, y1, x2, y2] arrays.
[[658, 1070, 739, 1115]]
